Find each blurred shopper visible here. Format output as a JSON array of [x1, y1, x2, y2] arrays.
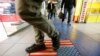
[[61, 0, 76, 23], [47, 1, 56, 19], [15, 0, 60, 53]]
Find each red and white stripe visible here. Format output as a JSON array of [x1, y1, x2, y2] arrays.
[[29, 52, 57, 56]]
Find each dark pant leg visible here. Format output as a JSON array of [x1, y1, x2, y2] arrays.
[[67, 8, 72, 23], [35, 28, 44, 44], [50, 11, 53, 19], [63, 8, 68, 22], [53, 12, 56, 18], [64, 8, 67, 19], [48, 12, 51, 19]]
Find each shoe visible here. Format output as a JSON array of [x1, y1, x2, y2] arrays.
[[51, 34, 60, 51], [67, 23, 71, 26], [25, 44, 46, 53], [67, 21, 70, 24], [62, 18, 65, 22]]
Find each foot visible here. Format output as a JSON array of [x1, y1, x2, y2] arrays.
[[25, 44, 46, 53], [51, 33, 60, 51], [67, 21, 70, 24]]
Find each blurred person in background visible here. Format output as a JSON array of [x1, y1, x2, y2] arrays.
[[47, 0, 56, 19], [61, 0, 76, 23]]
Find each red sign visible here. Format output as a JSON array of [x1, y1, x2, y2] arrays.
[[0, 15, 20, 22]]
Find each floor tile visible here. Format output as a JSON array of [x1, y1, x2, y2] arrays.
[[2, 44, 31, 56], [0, 44, 14, 56]]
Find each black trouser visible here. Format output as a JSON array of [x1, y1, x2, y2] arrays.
[[64, 8, 72, 23]]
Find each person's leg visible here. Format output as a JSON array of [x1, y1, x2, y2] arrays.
[[64, 8, 67, 19], [48, 11, 52, 19], [54, 12, 56, 18], [63, 8, 67, 22], [50, 11, 53, 19], [19, 12, 59, 50], [26, 28, 46, 53], [16, 0, 59, 53], [52, 12, 55, 19], [35, 28, 44, 45], [67, 8, 73, 24]]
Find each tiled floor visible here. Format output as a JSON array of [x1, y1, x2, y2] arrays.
[[0, 26, 34, 56], [70, 23, 100, 56], [0, 17, 100, 56]]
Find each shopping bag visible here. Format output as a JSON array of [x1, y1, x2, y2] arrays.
[[58, 11, 65, 22], [58, 12, 64, 19]]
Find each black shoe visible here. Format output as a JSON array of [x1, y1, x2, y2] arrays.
[[67, 21, 70, 24], [25, 44, 46, 53], [62, 18, 65, 22], [51, 34, 60, 50], [67, 23, 71, 25]]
